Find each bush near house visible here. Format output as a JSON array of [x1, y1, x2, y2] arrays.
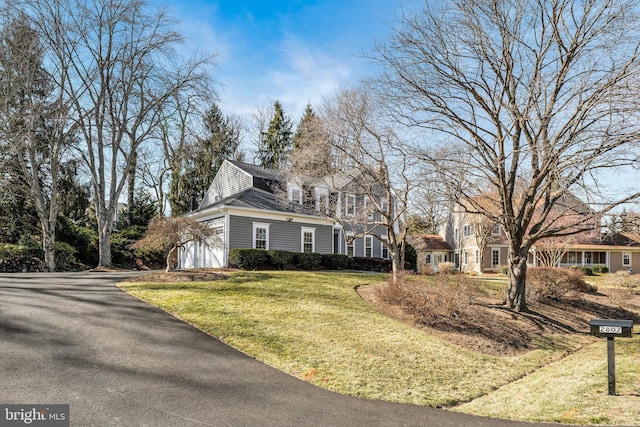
[[321, 253, 354, 270], [569, 265, 593, 276], [228, 248, 391, 272], [592, 264, 609, 274]]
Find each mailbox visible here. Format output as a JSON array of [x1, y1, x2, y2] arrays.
[[589, 318, 633, 395], [590, 319, 633, 338]]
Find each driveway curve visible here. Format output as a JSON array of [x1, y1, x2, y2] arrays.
[[0, 272, 569, 426]]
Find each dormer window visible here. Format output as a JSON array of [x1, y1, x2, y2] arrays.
[[346, 194, 356, 216], [288, 183, 302, 204], [315, 187, 329, 213]]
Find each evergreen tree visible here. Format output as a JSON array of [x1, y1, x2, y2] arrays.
[[0, 16, 68, 270], [291, 103, 332, 175], [172, 103, 244, 214], [258, 101, 292, 169], [58, 159, 91, 225]]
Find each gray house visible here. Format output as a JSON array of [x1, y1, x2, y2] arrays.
[[179, 160, 391, 269]]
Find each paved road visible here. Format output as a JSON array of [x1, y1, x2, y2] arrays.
[[0, 272, 570, 426]]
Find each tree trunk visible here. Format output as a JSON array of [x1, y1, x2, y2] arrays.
[[166, 245, 180, 272], [43, 224, 56, 272], [388, 229, 402, 283], [127, 151, 137, 226], [97, 203, 113, 267], [506, 247, 529, 312]]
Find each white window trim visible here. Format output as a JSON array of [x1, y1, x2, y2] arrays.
[[315, 187, 329, 213], [491, 223, 501, 236], [252, 222, 270, 250], [301, 226, 316, 253], [380, 235, 389, 259], [346, 194, 356, 217], [365, 235, 373, 258], [364, 197, 373, 220], [346, 232, 355, 257], [288, 183, 303, 204], [623, 252, 632, 267]]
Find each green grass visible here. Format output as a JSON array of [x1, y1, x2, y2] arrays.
[[455, 336, 640, 425], [119, 271, 588, 410]]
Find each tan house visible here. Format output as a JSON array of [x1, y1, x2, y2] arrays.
[[442, 194, 640, 274], [407, 234, 453, 273]]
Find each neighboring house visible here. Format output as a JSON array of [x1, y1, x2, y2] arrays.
[[179, 160, 392, 269], [407, 234, 452, 273], [443, 192, 640, 273]]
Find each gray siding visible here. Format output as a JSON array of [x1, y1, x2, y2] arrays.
[[340, 225, 389, 258], [229, 215, 332, 253], [201, 162, 252, 208]]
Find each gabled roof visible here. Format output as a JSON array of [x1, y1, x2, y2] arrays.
[[194, 186, 319, 216], [226, 160, 283, 182], [408, 234, 453, 251]]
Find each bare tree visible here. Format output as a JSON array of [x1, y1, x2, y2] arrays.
[[321, 85, 415, 283], [131, 216, 214, 272], [0, 14, 71, 271], [376, 0, 640, 311], [25, 0, 214, 267]]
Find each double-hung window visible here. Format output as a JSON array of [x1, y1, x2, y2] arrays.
[[346, 194, 356, 217], [301, 227, 315, 253], [252, 222, 270, 250], [346, 233, 355, 257], [623, 252, 632, 267], [380, 235, 389, 259], [365, 236, 373, 258]]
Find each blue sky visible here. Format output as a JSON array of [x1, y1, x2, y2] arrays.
[[160, 0, 414, 123]]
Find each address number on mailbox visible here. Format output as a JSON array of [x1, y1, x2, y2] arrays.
[[600, 326, 622, 334]]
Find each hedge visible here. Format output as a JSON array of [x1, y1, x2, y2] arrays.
[[228, 248, 390, 272]]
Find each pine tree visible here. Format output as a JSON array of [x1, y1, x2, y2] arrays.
[[258, 101, 292, 169], [291, 103, 332, 175], [173, 103, 244, 214]]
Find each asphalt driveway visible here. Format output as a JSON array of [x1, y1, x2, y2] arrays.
[[0, 272, 568, 426]]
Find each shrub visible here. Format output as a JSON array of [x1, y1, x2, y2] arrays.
[[267, 250, 297, 270], [437, 262, 455, 274], [57, 217, 98, 266], [592, 264, 609, 274], [321, 253, 353, 270], [353, 257, 392, 272], [419, 263, 434, 275], [500, 265, 509, 275], [402, 243, 417, 271], [297, 252, 323, 271], [55, 241, 77, 271], [613, 270, 640, 290], [570, 265, 593, 276], [228, 248, 271, 270], [0, 243, 40, 259], [526, 267, 597, 302], [376, 274, 478, 322]]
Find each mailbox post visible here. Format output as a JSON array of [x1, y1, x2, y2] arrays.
[[589, 319, 633, 396]]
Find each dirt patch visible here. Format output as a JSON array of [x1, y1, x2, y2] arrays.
[[358, 281, 640, 357], [123, 268, 232, 283]]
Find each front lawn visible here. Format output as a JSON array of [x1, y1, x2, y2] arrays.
[[118, 271, 588, 408]]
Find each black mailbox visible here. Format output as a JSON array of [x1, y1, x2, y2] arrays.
[[590, 319, 633, 338]]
